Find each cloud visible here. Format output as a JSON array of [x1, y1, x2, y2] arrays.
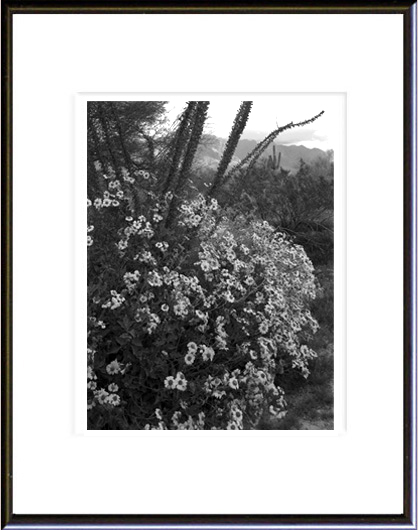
[[166, 94, 340, 151], [242, 127, 328, 145]]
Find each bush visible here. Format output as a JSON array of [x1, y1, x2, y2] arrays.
[[217, 159, 334, 266], [87, 171, 319, 430]]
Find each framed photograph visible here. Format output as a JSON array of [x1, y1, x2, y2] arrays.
[[1, 1, 416, 528]]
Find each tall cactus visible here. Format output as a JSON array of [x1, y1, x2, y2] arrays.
[[162, 102, 198, 195], [165, 101, 210, 227], [176, 101, 210, 192], [209, 101, 253, 198], [268, 145, 282, 171]]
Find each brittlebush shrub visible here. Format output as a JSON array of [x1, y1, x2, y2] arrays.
[[87, 169, 318, 430]]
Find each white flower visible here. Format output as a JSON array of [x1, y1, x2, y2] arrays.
[[187, 342, 198, 354], [106, 394, 121, 406], [259, 321, 269, 334], [224, 291, 235, 303], [200, 261, 210, 272], [106, 360, 122, 375], [228, 377, 239, 390], [257, 370, 267, 383], [161, 304, 169, 312], [269, 406, 286, 419], [212, 377, 222, 388], [164, 376, 176, 389], [87, 380, 97, 390], [148, 271, 163, 287], [176, 379, 187, 392], [201, 345, 215, 362], [175, 372, 187, 391], [108, 383, 119, 392], [184, 352, 195, 366], [95, 389, 109, 405], [107, 292, 125, 310]]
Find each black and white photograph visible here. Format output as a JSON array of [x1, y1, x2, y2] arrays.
[[87, 97, 336, 430]]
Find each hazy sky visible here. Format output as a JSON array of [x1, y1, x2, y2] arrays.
[[165, 94, 341, 151]]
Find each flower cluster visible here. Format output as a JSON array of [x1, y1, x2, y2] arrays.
[[87, 360, 122, 410], [87, 185, 318, 430]]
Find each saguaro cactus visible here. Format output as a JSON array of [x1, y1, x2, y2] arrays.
[[268, 145, 282, 171]]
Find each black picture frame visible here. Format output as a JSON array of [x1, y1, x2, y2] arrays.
[[1, 1, 416, 528]]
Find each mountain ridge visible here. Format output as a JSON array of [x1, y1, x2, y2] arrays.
[[196, 135, 332, 174]]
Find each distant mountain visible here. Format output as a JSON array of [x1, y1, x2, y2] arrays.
[[196, 135, 331, 174], [234, 141, 329, 173]]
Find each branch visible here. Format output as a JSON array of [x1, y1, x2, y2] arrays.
[[224, 110, 325, 184]]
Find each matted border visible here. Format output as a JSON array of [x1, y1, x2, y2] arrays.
[[75, 92, 346, 438], [1, 1, 416, 528]]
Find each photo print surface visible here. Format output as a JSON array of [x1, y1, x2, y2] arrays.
[[86, 97, 336, 430]]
